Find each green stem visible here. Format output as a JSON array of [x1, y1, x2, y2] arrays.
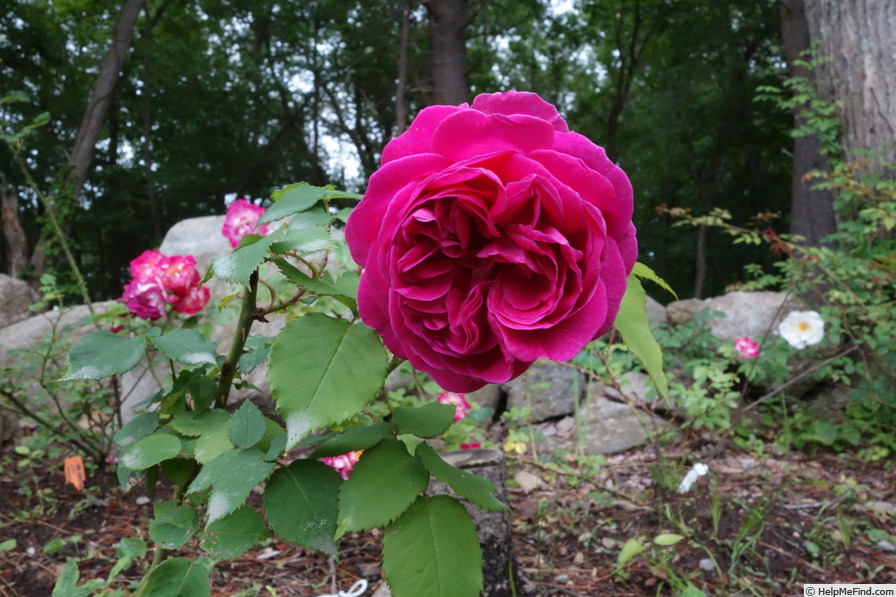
[[11, 148, 94, 313], [215, 270, 259, 409]]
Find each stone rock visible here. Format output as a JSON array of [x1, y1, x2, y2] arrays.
[[0, 409, 21, 444], [159, 215, 231, 272], [667, 291, 810, 341], [703, 291, 809, 341], [503, 360, 585, 422], [665, 297, 705, 326], [0, 302, 121, 422], [469, 384, 502, 414], [543, 391, 670, 455], [0, 302, 118, 371], [646, 295, 667, 325], [513, 470, 542, 493], [602, 371, 655, 405], [0, 273, 39, 329]]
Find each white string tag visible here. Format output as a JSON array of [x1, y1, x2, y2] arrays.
[[313, 578, 369, 597]]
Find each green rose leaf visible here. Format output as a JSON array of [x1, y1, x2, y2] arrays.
[[139, 557, 210, 597], [416, 443, 507, 512], [269, 314, 388, 447], [239, 334, 273, 375], [308, 422, 392, 459], [392, 403, 456, 439], [149, 500, 199, 549], [187, 448, 275, 524], [151, 328, 217, 366], [614, 263, 670, 399], [201, 505, 268, 560], [171, 409, 230, 438], [64, 331, 145, 380], [259, 183, 328, 224], [188, 374, 217, 413], [52, 559, 102, 597], [119, 433, 181, 471], [211, 231, 279, 284], [113, 412, 160, 448], [228, 400, 266, 449], [383, 495, 483, 597], [270, 228, 332, 255], [194, 427, 234, 465], [337, 439, 429, 536], [273, 259, 357, 310], [263, 460, 341, 555]]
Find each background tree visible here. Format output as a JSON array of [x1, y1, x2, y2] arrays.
[[2, 0, 807, 303], [804, 0, 896, 169], [779, 0, 837, 247]]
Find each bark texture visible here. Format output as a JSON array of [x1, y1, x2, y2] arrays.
[[804, 0, 896, 167], [425, 0, 469, 106], [780, 0, 837, 245], [1, 181, 28, 277], [68, 0, 144, 200]]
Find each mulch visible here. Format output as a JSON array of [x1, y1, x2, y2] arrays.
[[1, 440, 894, 596]]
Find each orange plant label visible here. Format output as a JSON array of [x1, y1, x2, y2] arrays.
[[64, 456, 86, 491]]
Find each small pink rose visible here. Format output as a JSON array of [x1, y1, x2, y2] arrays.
[[320, 451, 363, 480], [346, 91, 637, 391], [436, 391, 472, 422], [223, 199, 269, 248], [734, 337, 760, 359], [122, 277, 168, 320], [120, 250, 209, 319]]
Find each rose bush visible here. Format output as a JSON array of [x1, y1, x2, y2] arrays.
[[346, 91, 637, 391]]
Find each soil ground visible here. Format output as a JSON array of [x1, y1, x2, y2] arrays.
[[1, 439, 894, 596]]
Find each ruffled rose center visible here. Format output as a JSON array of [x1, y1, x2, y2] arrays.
[[390, 168, 599, 359]]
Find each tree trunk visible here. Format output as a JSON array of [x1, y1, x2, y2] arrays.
[[1, 178, 29, 277], [803, 0, 896, 169], [395, 0, 413, 133], [425, 0, 469, 106], [68, 0, 144, 200], [779, 0, 837, 246]]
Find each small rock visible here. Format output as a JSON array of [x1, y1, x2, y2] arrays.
[[860, 501, 896, 515], [601, 537, 616, 549], [877, 540, 895, 552], [553, 573, 570, 584], [358, 561, 381, 576], [514, 470, 541, 493], [573, 551, 585, 565], [135, 496, 151, 506], [698, 558, 715, 572]]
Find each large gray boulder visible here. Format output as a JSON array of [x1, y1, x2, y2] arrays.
[[665, 291, 809, 341], [0, 274, 39, 329]]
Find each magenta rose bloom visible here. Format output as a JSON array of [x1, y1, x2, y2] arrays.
[[346, 91, 637, 392], [121, 250, 209, 319], [223, 199, 269, 248]]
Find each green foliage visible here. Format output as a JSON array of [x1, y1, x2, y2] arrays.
[[137, 558, 212, 597], [149, 500, 199, 550], [269, 314, 388, 447], [614, 262, 675, 399], [337, 439, 430, 535], [382, 496, 484, 597], [201, 505, 268, 560], [44, 180, 541, 597], [263, 460, 341, 555], [63, 331, 145, 380]]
